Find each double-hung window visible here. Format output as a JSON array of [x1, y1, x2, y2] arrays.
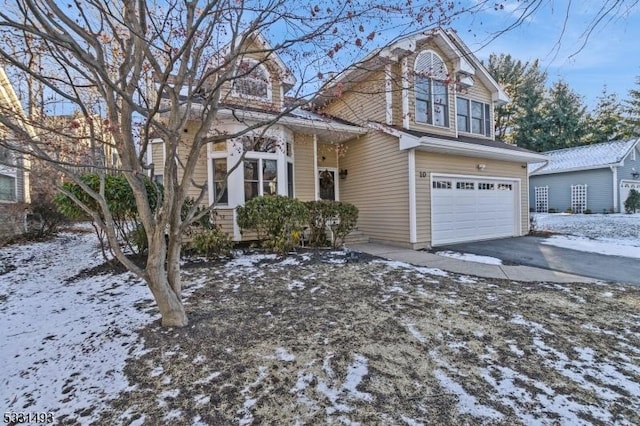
[[456, 97, 491, 137], [244, 158, 277, 201], [414, 50, 449, 127]]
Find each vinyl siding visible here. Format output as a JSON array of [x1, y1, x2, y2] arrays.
[[415, 152, 528, 247], [293, 133, 315, 201], [214, 208, 235, 238], [339, 132, 410, 245], [529, 169, 614, 213], [177, 122, 208, 203], [151, 142, 164, 175], [322, 71, 387, 126], [317, 143, 338, 168]]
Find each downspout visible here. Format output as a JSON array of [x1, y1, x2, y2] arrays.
[[611, 165, 618, 213], [313, 135, 319, 200], [408, 149, 417, 245]]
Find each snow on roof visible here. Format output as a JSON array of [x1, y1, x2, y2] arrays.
[[529, 139, 639, 175]]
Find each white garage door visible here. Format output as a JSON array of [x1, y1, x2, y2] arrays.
[[431, 175, 518, 246]]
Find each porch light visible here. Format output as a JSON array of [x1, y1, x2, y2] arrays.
[[632, 169, 639, 179], [339, 169, 348, 179], [477, 164, 486, 171]]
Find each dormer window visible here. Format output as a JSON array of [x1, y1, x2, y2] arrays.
[[234, 59, 271, 101], [414, 50, 449, 127]]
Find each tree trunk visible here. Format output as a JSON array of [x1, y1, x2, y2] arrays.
[[146, 227, 188, 327]]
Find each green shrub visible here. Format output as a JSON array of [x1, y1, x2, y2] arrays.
[[625, 189, 640, 213], [54, 173, 162, 255], [191, 226, 233, 257], [583, 209, 592, 214], [305, 200, 358, 248], [237, 195, 309, 253]]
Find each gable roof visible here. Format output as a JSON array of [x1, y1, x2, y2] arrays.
[[312, 27, 508, 108], [529, 139, 640, 176]]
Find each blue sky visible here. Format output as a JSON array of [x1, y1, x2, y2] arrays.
[[451, 1, 640, 110]]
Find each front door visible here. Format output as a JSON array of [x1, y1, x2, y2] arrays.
[[319, 169, 337, 201]]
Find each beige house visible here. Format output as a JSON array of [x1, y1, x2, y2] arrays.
[[0, 67, 32, 239], [152, 29, 546, 248]]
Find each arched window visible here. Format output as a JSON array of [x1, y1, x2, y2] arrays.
[[414, 50, 449, 127], [234, 59, 272, 101]]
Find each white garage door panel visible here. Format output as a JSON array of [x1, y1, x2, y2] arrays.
[[431, 176, 518, 246]]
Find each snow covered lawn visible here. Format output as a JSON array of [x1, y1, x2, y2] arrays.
[[2, 229, 640, 424], [535, 213, 640, 258]]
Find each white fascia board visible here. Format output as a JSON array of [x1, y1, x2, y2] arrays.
[[414, 136, 548, 163], [367, 122, 420, 150]]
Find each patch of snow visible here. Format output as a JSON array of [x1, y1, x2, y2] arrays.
[[342, 354, 373, 402], [509, 344, 525, 357], [288, 280, 305, 291], [436, 250, 503, 265], [157, 389, 180, 408], [193, 354, 206, 364], [541, 235, 640, 259], [275, 347, 296, 362], [434, 370, 503, 419], [194, 371, 222, 384], [456, 275, 478, 284], [534, 213, 640, 243], [510, 315, 553, 335], [405, 323, 427, 343], [0, 231, 156, 423], [401, 415, 425, 426]]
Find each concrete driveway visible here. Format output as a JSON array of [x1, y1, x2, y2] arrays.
[[440, 236, 640, 285]]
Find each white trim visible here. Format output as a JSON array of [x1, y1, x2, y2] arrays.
[[401, 57, 410, 129], [313, 135, 319, 200], [385, 64, 393, 125], [611, 166, 618, 213], [408, 149, 417, 243]]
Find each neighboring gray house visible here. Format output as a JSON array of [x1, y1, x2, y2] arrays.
[[529, 139, 640, 213]]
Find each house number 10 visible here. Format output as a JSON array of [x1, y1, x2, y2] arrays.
[[418, 171, 428, 178]]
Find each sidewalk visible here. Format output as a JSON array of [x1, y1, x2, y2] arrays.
[[349, 243, 598, 284]]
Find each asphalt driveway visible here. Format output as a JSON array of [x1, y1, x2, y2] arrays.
[[440, 236, 640, 285]]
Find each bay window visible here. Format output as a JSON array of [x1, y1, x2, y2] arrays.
[[244, 158, 277, 201]]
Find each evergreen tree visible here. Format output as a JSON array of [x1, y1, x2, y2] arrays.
[[625, 75, 640, 136], [486, 54, 547, 150], [539, 80, 587, 150], [583, 87, 629, 144]]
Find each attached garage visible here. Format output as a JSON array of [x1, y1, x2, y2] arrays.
[[430, 174, 520, 245]]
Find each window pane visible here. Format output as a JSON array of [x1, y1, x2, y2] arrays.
[[484, 104, 492, 137], [456, 98, 468, 115], [244, 159, 259, 201], [433, 81, 447, 105], [213, 159, 228, 204], [457, 115, 468, 132], [433, 104, 446, 127], [287, 162, 294, 198], [416, 99, 428, 123], [472, 117, 482, 134], [471, 101, 483, 118], [244, 182, 259, 201], [415, 77, 430, 99], [244, 159, 259, 180], [263, 159, 277, 196], [0, 175, 16, 201]]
